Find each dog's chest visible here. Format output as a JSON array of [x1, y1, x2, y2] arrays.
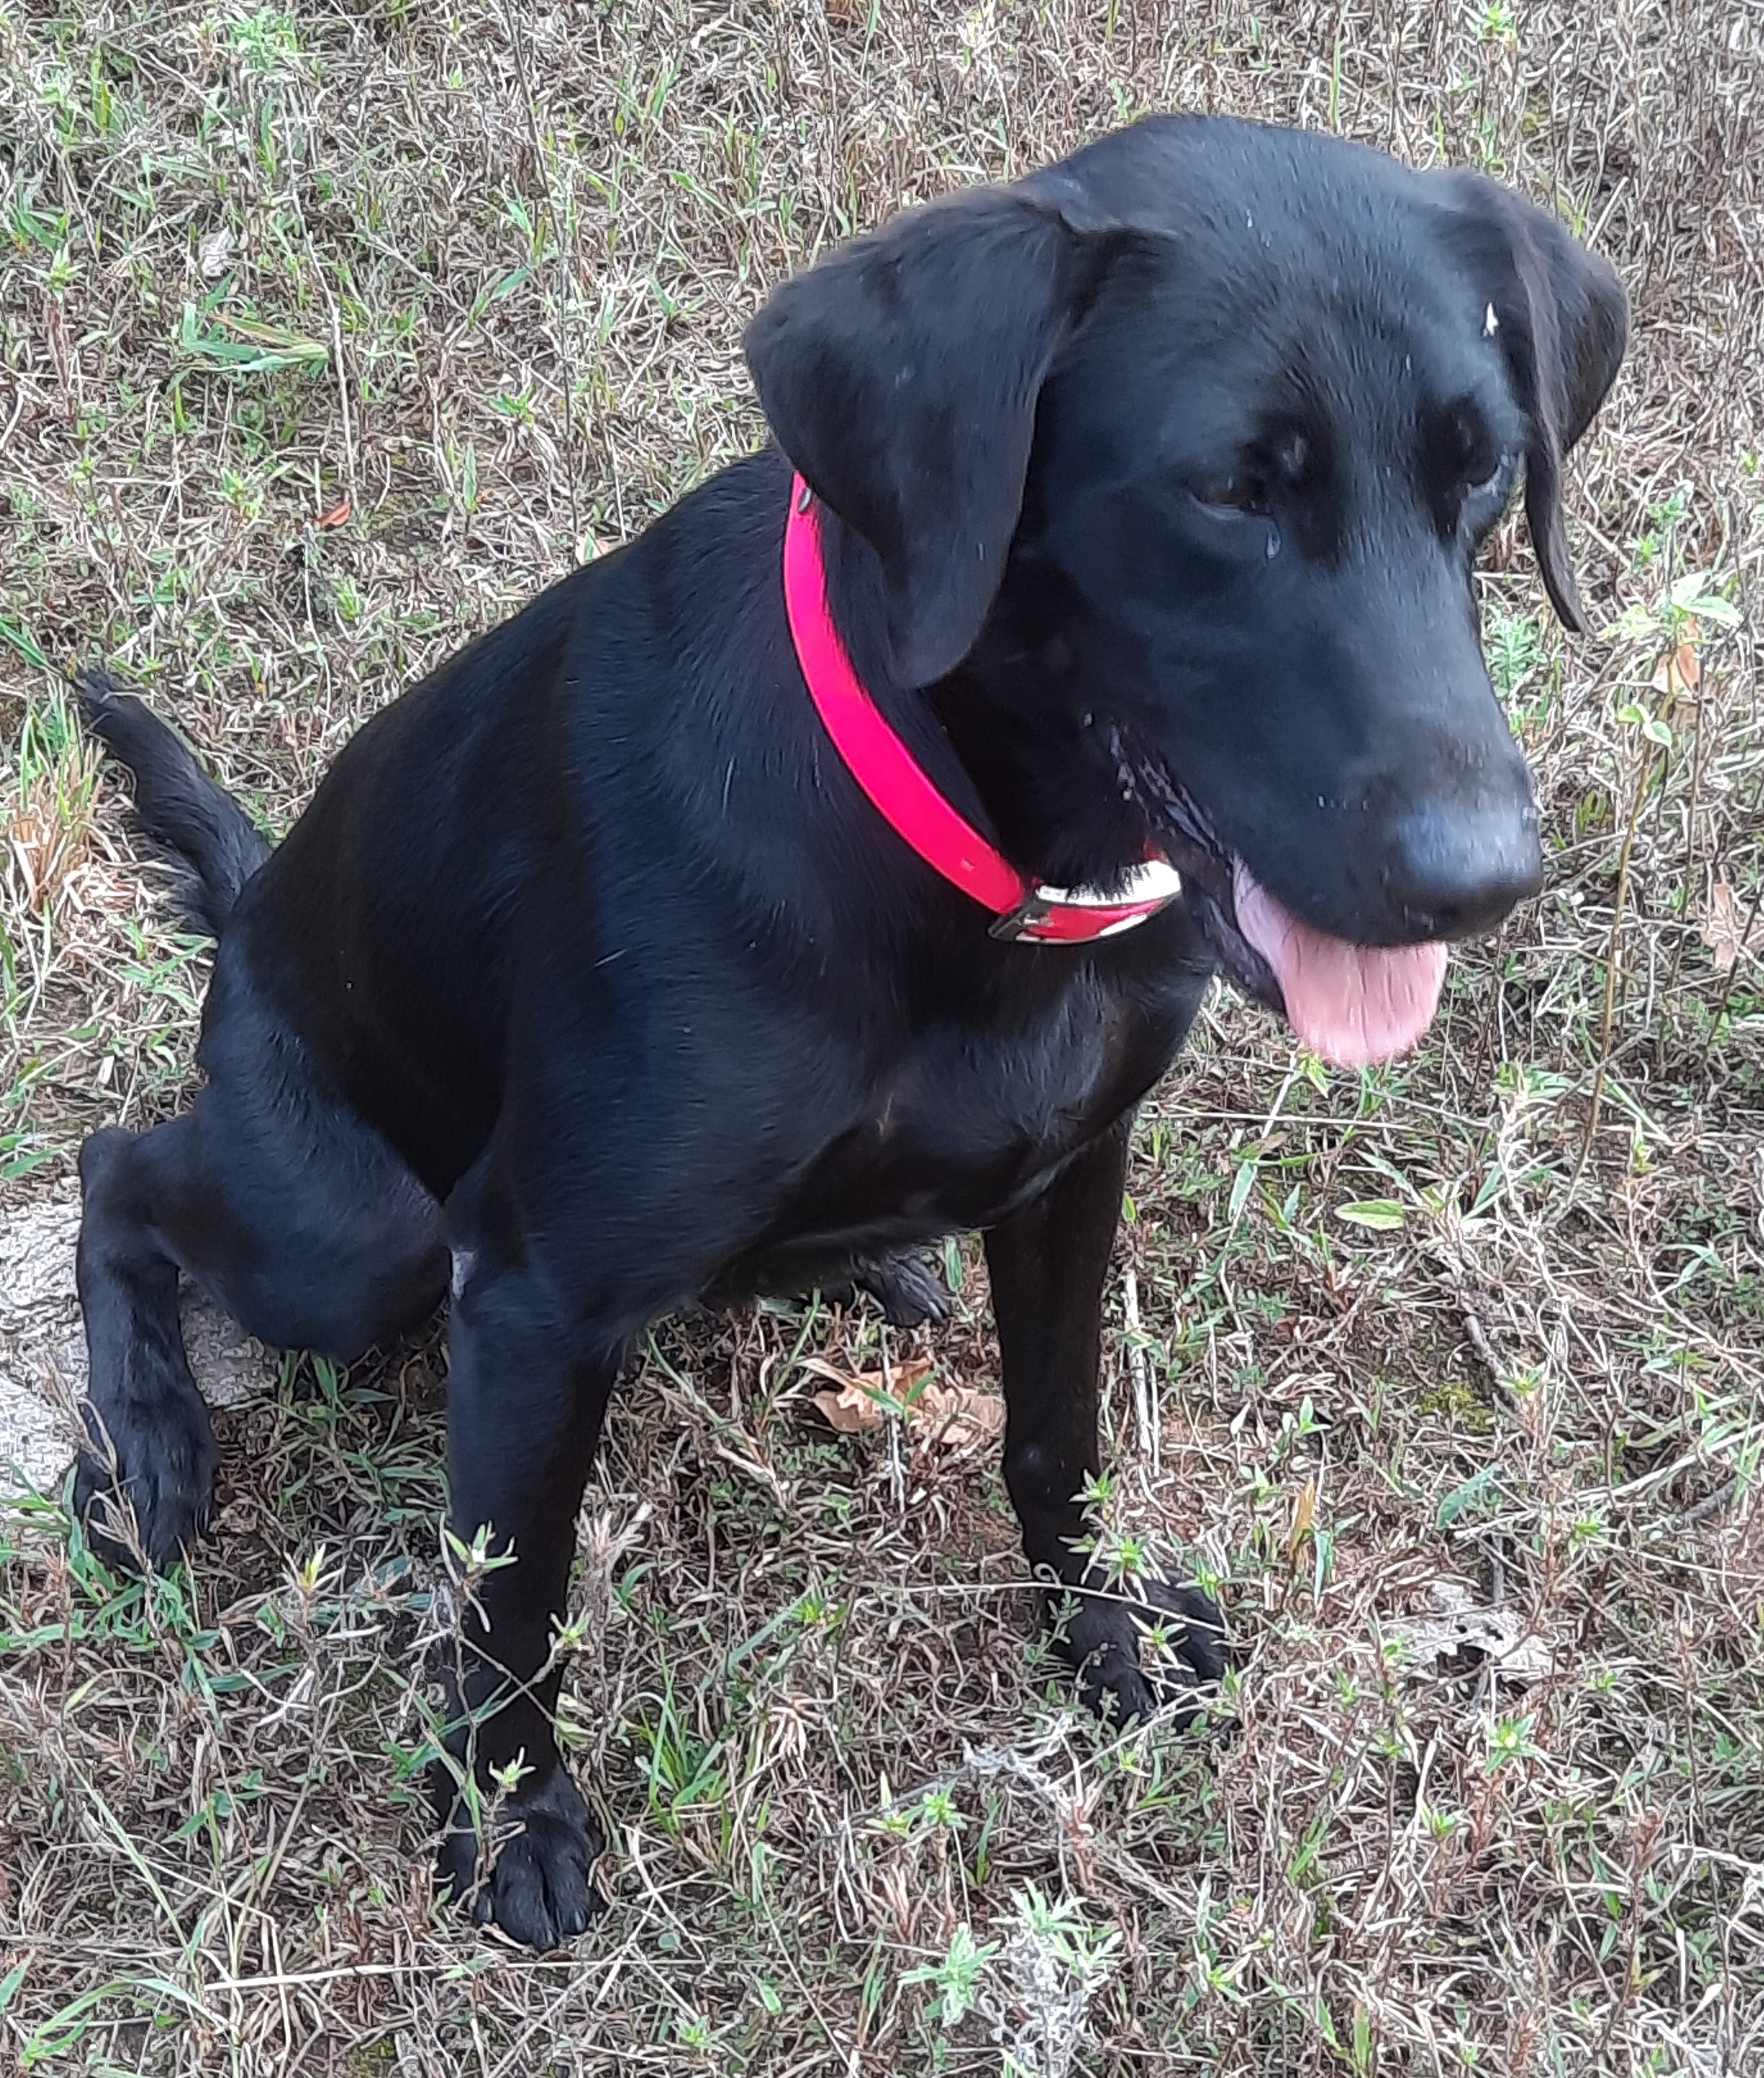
[[774, 963, 1205, 1244]]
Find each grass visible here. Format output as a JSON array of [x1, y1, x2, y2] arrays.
[[2, 0, 1762, 2071]]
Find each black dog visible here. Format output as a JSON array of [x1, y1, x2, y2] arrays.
[[72, 116, 1624, 1947]]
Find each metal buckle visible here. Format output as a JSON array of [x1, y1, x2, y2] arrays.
[[990, 888, 1060, 942], [990, 857, 1183, 943]]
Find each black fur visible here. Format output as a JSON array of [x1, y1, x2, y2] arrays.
[[72, 117, 1623, 1950], [77, 674, 270, 934]]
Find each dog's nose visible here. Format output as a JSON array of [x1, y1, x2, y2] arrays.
[[1383, 796, 1542, 940]]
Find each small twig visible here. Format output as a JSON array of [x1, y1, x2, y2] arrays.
[[880, 1327, 906, 1514], [1122, 1266, 1158, 1480], [1659, 686, 1706, 1054], [1472, 1535, 1509, 1709], [0, 372, 25, 458], [1678, 1477, 1740, 1529], [1568, 727, 1662, 1201], [323, 293, 356, 508], [1460, 1304, 1498, 1379]]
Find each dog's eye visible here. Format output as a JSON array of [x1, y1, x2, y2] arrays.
[[1195, 471, 1268, 517], [1445, 400, 1510, 502]]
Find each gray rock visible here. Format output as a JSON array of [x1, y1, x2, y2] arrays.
[[0, 1190, 279, 1498]]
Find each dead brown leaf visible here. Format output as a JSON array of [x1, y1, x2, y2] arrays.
[[1288, 1478, 1317, 1561], [805, 1357, 1002, 1450], [809, 1379, 884, 1434], [1650, 633, 1700, 702], [805, 1355, 931, 1435], [916, 1383, 1007, 1450], [1699, 880, 1762, 975]]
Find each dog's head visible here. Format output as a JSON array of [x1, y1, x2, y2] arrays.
[[744, 117, 1626, 1065]]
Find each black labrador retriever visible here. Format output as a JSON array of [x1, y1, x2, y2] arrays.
[[71, 115, 1624, 1946]]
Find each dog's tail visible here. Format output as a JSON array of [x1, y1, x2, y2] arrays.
[[77, 672, 273, 936]]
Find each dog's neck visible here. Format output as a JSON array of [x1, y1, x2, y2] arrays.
[[816, 508, 1155, 897]]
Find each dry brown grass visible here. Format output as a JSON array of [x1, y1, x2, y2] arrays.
[[2, 1, 1762, 2071]]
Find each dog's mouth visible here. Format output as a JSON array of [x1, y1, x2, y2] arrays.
[[1111, 730, 1450, 1068]]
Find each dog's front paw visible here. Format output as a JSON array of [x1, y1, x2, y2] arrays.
[[436, 1764, 605, 1949], [73, 1392, 218, 1574], [849, 1250, 952, 1327], [1051, 1570, 1228, 1729]]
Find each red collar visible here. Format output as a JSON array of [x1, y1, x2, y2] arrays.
[[783, 477, 1182, 944]]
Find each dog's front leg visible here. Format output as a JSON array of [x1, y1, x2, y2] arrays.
[[431, 1244, 617, 1949], [985, 1114, 1226, 1725]]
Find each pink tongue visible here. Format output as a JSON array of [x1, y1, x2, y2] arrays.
[[1233, 861, 1449, 1068]]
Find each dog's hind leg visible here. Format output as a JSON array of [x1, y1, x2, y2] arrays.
[[74, 982, 449, 1571], [75, 1118, 222, 1569]]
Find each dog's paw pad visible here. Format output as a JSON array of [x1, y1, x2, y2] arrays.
[[72, 1406, 217, 1576], [1057, 1575, 1230, 1730], [850, 1251, 952, 1327], [438, 1767, 605, 1950]]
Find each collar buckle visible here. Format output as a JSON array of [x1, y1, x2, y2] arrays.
[[990, 858, 1184, 944]]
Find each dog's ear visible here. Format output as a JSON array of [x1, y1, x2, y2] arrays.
[[1437, 174, 1628, 633], [745, 191, 1102, 687]]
